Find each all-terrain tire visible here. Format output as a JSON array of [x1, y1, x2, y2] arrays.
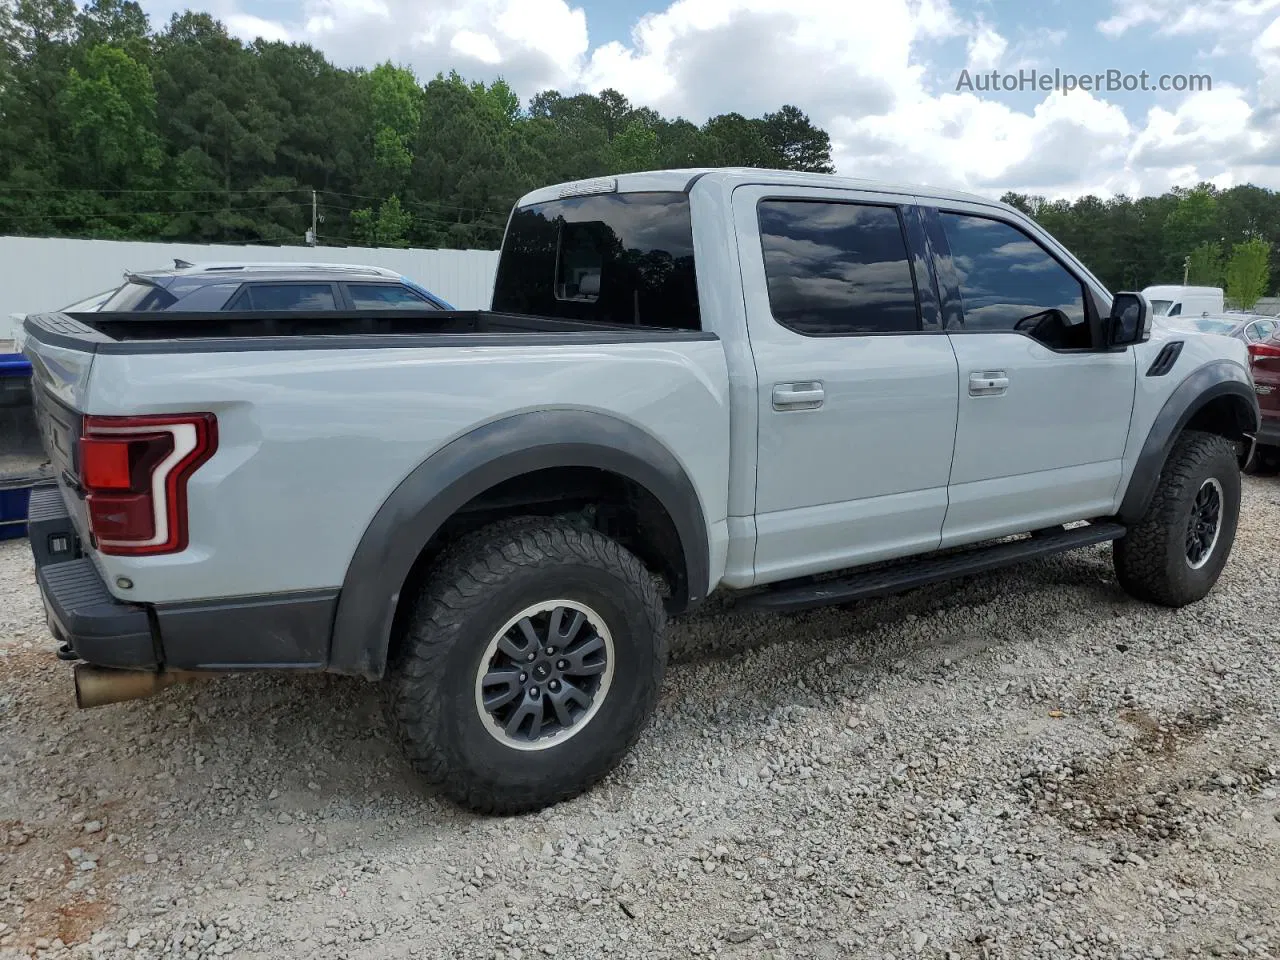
[[387, 516, 667, 815], [1113, 429, 1241, 607]]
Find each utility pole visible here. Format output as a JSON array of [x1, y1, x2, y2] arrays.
[[306, 189, 318, 246]]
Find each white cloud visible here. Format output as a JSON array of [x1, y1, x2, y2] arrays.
[[225, 13, 291, 43], [141, 0, 1280, 199], [966, 23, 1007, 71], [1098, 0, 1280, 38]]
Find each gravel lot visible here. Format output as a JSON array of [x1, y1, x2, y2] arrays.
[[1, 478, 1278, 960]]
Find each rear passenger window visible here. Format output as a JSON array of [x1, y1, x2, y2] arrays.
[[757, 200, 919, 336], [938, 213, 1088, 345], [226, 284, 336, 311], [348, 284, 434, 309]]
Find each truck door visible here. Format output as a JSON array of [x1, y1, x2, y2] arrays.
[[921, 202, 1137, 547], [730, 184, 960, 585]]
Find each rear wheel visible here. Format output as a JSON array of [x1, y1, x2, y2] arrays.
[[387, 517, 667, 815], [1114, 430, 1241, 607]]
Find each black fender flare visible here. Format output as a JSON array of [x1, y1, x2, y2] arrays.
[[327, 409, 711, 679], [1117, 359, 1260, 525]]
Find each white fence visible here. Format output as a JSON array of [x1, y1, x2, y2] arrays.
[[1, 236, 501, 338]]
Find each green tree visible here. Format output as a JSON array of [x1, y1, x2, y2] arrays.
[[351, 195, 412, 247], [1185, 241, 1223, 287], [60, 43, 162, 182], [611, 118, 658, 173], [761, 104, 834, 172], [1226, 238, 1271, 309], [0, 3, 852, 248], [365, 62, 419, 181], [1162, 184, 1219, 279]]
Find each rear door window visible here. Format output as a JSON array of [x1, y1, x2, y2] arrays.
[[491, 191, 700, 330], [756, 199, 921, 336], [225, 283, 338, 311], [346, 283, 435, 309]]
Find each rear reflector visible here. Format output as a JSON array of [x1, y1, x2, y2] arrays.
[[79, 413, 217, 555], [87, 493, 156, 541]]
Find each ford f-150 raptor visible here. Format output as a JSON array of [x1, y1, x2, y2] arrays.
[[19, 167, 1260, 814]]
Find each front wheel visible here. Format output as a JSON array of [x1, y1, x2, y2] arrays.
[[1114, 430, 1241, 607], [387, 517, 667, 815]]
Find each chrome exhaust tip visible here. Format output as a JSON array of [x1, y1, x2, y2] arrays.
[[72, 664, 224, 709]]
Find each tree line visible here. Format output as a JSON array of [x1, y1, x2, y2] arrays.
[[1001, 185, 1276, 309], [2, 0, 1278, 309], [0, 0, 834, 250]]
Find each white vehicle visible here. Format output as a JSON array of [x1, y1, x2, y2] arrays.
[[21, 167, 1261, 815], [1142, 285, 1224, 318]]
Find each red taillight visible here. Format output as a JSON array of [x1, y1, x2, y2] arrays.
[[1247, 341, 1280, 361], [79, 413, 217, 556]]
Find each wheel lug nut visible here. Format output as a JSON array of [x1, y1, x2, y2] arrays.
[[549, 680, 560, 691], [519, 673, 528, 683], [527, 652, 536, 662], [529, 686, 540, 698], [546, 646, 556, 655], [557, 659, 568, 670]]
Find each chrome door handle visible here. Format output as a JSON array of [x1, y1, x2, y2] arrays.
[[968, 371, 1009, 396], [772, 381, 825, 410]]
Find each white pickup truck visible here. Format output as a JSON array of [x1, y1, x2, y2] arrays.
[[20, 168, 1260, 814]]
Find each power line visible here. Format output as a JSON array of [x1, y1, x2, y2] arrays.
[[318, 189, 501, 219], [0, 186, 310, 196], [0, 203, 305, 223]]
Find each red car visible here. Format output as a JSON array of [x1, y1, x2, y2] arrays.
[[1245, 323, 1280, 473]]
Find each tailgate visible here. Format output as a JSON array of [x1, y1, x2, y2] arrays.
[[22, 315, 97, 536]]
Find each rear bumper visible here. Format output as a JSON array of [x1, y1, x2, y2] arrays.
[[1253, 414, 1280, 448], [29, 484, 338, 672]]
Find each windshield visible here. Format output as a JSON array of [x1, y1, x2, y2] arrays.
[[1148, 299, 1173, 315], [100, 279, 178, 312], [1165, 316, 1240, 335], [60, 288, 115, 311]]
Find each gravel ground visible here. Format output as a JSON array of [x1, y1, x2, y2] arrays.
[[1, 479, 1278, 960]]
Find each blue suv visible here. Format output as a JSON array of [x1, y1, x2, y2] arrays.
[[96, 261, 455, 312]]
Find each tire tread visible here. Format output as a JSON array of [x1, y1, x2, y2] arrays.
[[388, 516, 667, 815]]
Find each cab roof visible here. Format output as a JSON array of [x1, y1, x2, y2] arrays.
[[515, 167, 1013, 213]]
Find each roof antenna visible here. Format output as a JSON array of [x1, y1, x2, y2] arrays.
[[174, 258, 194, 269]]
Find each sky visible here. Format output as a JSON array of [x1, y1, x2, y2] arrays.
[[135, 0, 1280, 202]]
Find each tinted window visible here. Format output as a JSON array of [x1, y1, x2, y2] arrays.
[[167, 281, 242, 311], [1168, 302, 1182, 316], [348, 283, 435, 309], [757, 200, 919, 336], [226, 283, 336, 311], [1245, 320, 1277, 342], [100, 280, 178, 312], [939, 213, 1087, 337], [491, 192, 700, 330]]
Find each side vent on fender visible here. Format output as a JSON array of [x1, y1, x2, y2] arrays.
[[1146, 341, 1184, 377]]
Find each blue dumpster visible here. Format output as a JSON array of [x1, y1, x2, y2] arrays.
[[1, 348, 46, 541]]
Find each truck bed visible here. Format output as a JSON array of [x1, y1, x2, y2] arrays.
[[26, 309, 715, 354]]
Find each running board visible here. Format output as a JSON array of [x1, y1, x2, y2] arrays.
[[740, 522, 1127, 613]]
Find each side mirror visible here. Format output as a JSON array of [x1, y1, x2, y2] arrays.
[[1106, 291, 1152, 347]]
